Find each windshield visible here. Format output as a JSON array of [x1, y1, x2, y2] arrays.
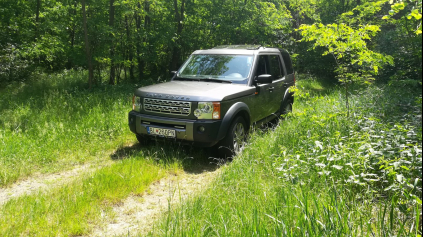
[[177, 55, 254, 84]]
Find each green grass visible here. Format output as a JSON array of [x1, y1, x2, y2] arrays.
[[0, 150, 182, 236], [0, 70, 153, 186], [0, 71, 220, 236], [148, 78, 422, 236], [1, 72, 421, 236]]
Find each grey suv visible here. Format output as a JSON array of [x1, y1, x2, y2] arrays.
[[128, 45, 295, 157]]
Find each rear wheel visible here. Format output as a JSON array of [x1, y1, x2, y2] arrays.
[[280, 99, 293, 115], [217, 116, 247, 159]]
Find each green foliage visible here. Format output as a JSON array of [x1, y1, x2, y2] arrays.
[[300, 1, 394, 85], [0, 0, 295, 85], [383, 0, 422, 35], [379, 0, 423, 82], [0, 0, 421, 86]]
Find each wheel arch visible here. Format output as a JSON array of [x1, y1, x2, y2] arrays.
[[217, 102, 251, 141], [283, 87, 295, 103]]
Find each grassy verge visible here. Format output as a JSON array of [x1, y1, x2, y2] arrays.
[[149, 78, 422, 236], [0, 145, 188, 236], [0, 70, 152, 186]]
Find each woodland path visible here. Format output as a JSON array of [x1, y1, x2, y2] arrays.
[[0, 144, 221, 237]]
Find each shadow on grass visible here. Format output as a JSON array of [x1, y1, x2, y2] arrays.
[[110, 142, 222, 175]]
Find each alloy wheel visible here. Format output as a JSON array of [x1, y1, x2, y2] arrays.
[[233, 122, 245, 154]]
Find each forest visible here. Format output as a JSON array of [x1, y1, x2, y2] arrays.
[[0, 0, 421, 87], [0, 0, 422, 236]]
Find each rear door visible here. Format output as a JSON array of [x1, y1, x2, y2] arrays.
[[268, 54, 286, 113]]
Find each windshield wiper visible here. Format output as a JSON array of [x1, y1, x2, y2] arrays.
[[175, 76, 232, 84], [198, 78, 233, 84], [173, 77, 200, 81]]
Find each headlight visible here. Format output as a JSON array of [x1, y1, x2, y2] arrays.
[[194, 102, 221, 120], [132, 96, 142, 112]]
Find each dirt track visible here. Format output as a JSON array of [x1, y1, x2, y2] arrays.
[[0, 163, 109, 205], [0, 145, 221, 237], [89, 170, 219, 236]]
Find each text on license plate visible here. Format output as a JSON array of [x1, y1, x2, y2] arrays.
[[148, 127, 176, 138]]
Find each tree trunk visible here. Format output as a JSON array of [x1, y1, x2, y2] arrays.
[[144, 0, 151, 27], [170, 0, 185, 71], [35, 0, 41, 39], [67, 1, 78, 69], [36, 0, 41, 23], [135, 2, 144, 81], [125, 16, 135, 81], [82, 0, 94, 89], [108, 0, 116, 85]]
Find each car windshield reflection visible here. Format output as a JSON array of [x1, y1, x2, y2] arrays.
[[177, 55, 254, 85]]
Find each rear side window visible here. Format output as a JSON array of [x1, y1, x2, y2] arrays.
[[269, 55, 284, 79], [280, 50, 294, 75]]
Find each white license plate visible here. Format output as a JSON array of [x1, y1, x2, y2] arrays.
[[147, 127, 176, 138]]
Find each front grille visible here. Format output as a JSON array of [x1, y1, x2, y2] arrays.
[[144, 98, 191, 116]]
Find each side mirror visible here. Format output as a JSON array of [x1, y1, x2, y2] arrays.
[[170, 71, 177, 77], [255, 74, 273, 84]]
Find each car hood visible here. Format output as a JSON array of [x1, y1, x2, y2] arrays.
[[135, 81, 255, 101]]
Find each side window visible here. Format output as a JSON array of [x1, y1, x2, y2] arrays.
[[269, 55, 284, 79], [281, 51, 294, 75], [256, 55, 269, 76]]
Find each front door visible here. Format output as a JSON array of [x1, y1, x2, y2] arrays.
[[251, 55, 276, 121]]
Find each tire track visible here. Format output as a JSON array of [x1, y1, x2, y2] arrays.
[[0, 162, 112, 206], [89, 170, 220, 237]]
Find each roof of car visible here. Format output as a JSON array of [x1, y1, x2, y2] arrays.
[[192, 45, 281, 55]]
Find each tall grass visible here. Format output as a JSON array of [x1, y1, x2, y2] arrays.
[[0, 70, 221, 236], [149, 78, 422, 236], [0, 70, 150, 186]]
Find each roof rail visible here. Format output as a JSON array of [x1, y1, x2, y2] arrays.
[[213, 45, 263, 50]]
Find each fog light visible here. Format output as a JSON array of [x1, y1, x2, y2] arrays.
[[198, 126, 206, 133]]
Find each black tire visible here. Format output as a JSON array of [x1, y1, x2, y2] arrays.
[[280, 99, 293, 115], [216, 116, 247, 159]]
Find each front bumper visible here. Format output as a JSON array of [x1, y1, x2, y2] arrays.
[[128, 111, 222, 147]]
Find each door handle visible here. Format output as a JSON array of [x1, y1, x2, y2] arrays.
[[268, 87, 275, 92]]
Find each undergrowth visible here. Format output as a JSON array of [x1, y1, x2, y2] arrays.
[[149, 78, 422, 236]]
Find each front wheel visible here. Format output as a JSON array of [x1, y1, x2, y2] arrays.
[[216, 116, 247, 159]]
